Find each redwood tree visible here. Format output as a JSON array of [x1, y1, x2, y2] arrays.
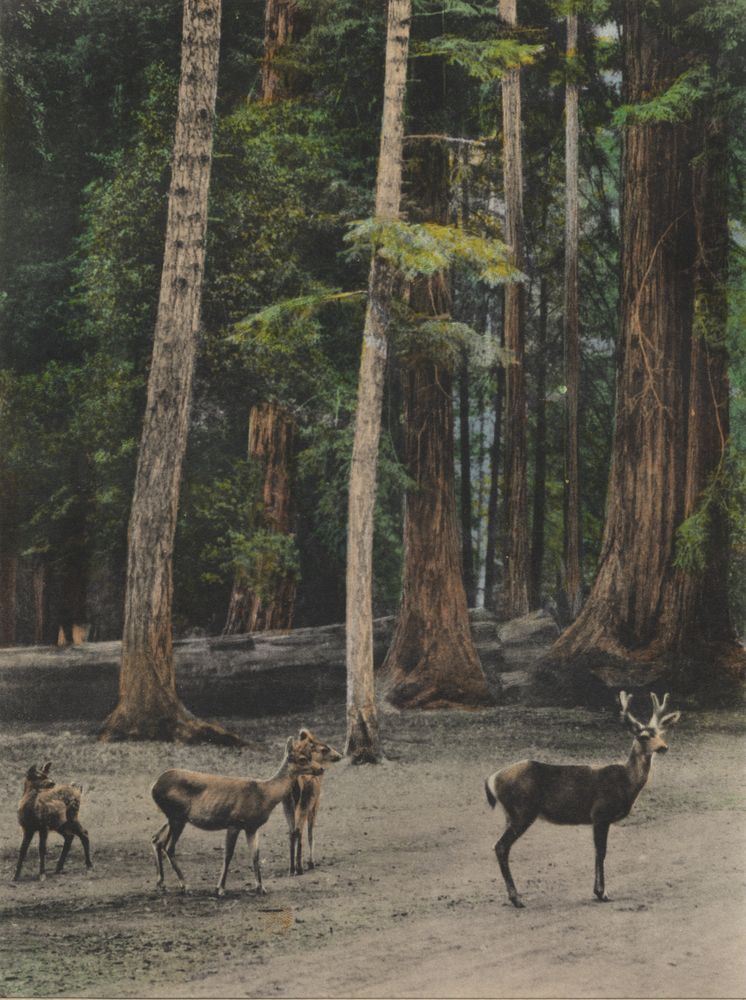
[[224, 0, 303, 636], [543, 0, 745, 699], [224, 401, 297, 633], [562, 6, 582, 620], [346, 0, 411, 762], [101, 0, 239, 743], [499, 0, 530, 617]]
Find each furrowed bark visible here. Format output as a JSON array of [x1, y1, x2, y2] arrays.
[[345, 0, 411, 762], [499, 0, 530, 618], [100, 0, 241, 745]]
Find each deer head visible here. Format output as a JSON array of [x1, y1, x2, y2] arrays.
[[285, 737, 325, 777], [619, 691, 681, 755], [24, 762, 55, 792]]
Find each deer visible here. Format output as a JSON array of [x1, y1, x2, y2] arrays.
[[150, 736, 324, 897], [485, 691, 681, 908], [13, 762, 93, 882], [282, 728, 342, 875]]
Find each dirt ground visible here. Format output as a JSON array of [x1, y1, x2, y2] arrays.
[[1, 699, 745, 999]]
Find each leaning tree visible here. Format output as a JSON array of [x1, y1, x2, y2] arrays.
[[101, 0, 240, 743]]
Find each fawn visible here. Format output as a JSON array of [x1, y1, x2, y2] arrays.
[[14, 761, 93, 881], [150, 737, 323, 896], [282, 728, 342, 875], [485, 691, 681, 907]]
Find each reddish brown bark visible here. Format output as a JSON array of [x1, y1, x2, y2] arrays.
[[260, 0, 302, 102], [0, 473, 18, 647], [543, 0, 744, 699], [224, 402, 297, 634], [382, 356, 493, 709]]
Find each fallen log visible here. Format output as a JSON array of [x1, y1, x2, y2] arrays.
[[0, 611, 504, 723]]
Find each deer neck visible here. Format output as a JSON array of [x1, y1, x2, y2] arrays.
[[260, 760, 295, 806], [626, 742, 653, 799]]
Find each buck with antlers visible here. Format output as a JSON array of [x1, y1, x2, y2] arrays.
[[485, 691, 681, 907]]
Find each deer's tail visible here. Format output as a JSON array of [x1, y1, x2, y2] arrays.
[[484, 772, 499, 810]]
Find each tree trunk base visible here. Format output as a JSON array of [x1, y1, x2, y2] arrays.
[[99, 701, 245, 746], [345, 710, 380, 764], [386, 677, 494, 711], [532, 637, 746, 708]]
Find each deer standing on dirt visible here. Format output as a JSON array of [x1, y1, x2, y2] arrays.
[[283, 728, 342, 875], [150, 737, 324, 896], [14, 762, 93, 881], [485, 692, 681, 907]]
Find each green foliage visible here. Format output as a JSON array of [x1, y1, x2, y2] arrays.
[[345, 218, 519, 285], [413, 35, 544, 81], [614, 65, 712, 127]]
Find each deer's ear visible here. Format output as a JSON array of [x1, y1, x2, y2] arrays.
[[41, 761, 52, 774], [298, 728, 310, 740], [660, 711, 681, 728]]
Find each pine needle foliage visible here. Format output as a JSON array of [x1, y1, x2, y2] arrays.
[[344, 218, 521, 285], [413, 35, 543, 81]]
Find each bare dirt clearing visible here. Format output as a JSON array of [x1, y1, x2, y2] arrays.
[[1, 703, 745, 999]]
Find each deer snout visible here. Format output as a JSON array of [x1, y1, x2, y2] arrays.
[[655, 743, 668, 754]]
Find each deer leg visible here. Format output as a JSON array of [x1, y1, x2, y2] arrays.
[[295, 826, 304, 875], [55, 834, 74, 874], [152, 823, 170, 888], [593, 822, 610, 901], [217, 827, 239, 897], [38, 828, 48, 881], [245, 830, 267, 895], [290, 829, 301, 875], [13, 830, 34, 881], [164, 820, 187, 892], [67, 819, 93, 870], [494, 816, 535, 908], [306, 804, 319, 870]]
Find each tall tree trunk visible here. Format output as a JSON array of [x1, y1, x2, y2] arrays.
[[484, 296, 505, 612], [260, 0, 300, 102], [345, 0, 411, 763], [543, 0, 744, 699], [499, 0, 530, 617], [32, 559, 46, 645], [0, 473, 18, 647], [224, 401, 297, 633], [226, 0, 302, 635], [458, 352, 476, 606], [383, 352, 492, 709], [563, 7, 583, 619], [530, 277, 548, 609], [100, 0, 240, 744]]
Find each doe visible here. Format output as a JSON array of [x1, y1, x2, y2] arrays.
[[151, 737, 323, 896], [282, 728, 342, 875], [485, 691, 681, 907], [14, 761, 93, 882]]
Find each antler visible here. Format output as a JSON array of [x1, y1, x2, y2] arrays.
[[650, 691, 681, 729], [649, 692, 670, 723], [619, 691, 646, 732]]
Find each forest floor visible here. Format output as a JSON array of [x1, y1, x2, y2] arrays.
[[0, 684, 745, 999]]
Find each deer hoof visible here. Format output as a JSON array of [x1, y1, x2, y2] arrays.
[[594, 890, 610, 902], [306, 861, 315, 870], [509, 896, 524, 909], [217, 887, 226, 897], [38, 874, 46, 883], [255, 886, 268, 896]]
